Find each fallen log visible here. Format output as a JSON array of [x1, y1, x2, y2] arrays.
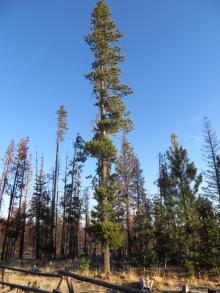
[[208, 290, 220, 293], [58, 270, 149, 293], [0, 265, 61, 279], [0, 280, 54, 293]]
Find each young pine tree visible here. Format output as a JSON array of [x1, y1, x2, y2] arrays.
[[133, 200, 155, 267], [116, 136, 137, 257], [195, 197, 220, 271], [85, 0, 133, 273], [19, 154, 32, 259], [166, 134, 202, 266], [30, 157, 51, 259], [154, 153, 177, 265]]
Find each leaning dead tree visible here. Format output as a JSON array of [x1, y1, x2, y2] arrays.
[[202, 117, 220, 205], [0, 141, 15, 212]]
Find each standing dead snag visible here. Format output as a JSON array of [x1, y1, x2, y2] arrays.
[[0, 141, 15, 212], [1, 138, 30, 260], [202, 117, 220, 204], [50, 105, 68, 258]]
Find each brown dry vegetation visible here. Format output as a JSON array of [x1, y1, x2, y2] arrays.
[[1, 261, 220, 293]]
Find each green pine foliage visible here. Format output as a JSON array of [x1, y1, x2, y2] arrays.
[[30, 157, 51, 258], [85, 0, 133, 273], [133, 204, 156, 266], [195, 197, 220, 271], [155, 134, 202, 267]]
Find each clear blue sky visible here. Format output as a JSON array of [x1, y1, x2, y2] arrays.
[[0, 0, 220, 193]]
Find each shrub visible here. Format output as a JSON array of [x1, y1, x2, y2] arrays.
[[185, 260, 195, 276], [80, 257, 90, 272]]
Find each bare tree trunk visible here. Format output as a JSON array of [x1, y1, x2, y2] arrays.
[[126, 195, 132, 257], [84, 212, 89, 256], [1, 163, 19, 260], [19, 208, 26, 259], [50, 139, 59, 258], [61, 158, 68, 259], [0, 142, 15, 212], [55, 161, 60, 257]]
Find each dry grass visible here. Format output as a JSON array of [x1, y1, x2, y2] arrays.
[[1, 261, 220, 292], [3, 271, 64, 291]]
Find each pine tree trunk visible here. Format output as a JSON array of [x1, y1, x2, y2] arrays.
[[50, 140, 59, 258], [103, 243, 110, 275], [36, 199, 40, 259], [61, 195, 66, 258], [14, 160, 26, 253], [126, 198, 132, 257], [19, 211, 26, 259], [102, 158, 111, 274], [61, 158, 68, 259], [84, 213, 89, 255], [0, 177, 7, 212]]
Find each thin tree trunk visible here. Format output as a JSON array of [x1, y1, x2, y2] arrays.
[[68, 150, 76, 258], [0, 178, 7, 212], [61, 157, 68, 259], [50, 140, 59, 258], [84, 212, 89, 256], [55, 161, 60, 257], [0, 142, 14, 212], [126, 195, 132, 257], [19, 209, 26, 259], [1, 163, 19, 260]]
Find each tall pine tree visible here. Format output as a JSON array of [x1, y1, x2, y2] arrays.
[[85, 0, 133, 273]]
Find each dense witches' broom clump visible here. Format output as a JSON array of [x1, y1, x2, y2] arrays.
[[85, 0, 133, 274]]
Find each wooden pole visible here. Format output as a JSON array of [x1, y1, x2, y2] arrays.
[[65, 277, 74, 293], [58, 270, 148, 293]]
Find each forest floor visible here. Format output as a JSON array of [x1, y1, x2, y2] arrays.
[[1, 260, 220, 292]]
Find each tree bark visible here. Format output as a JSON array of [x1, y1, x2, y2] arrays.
[[50, 140, 59, 258]]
